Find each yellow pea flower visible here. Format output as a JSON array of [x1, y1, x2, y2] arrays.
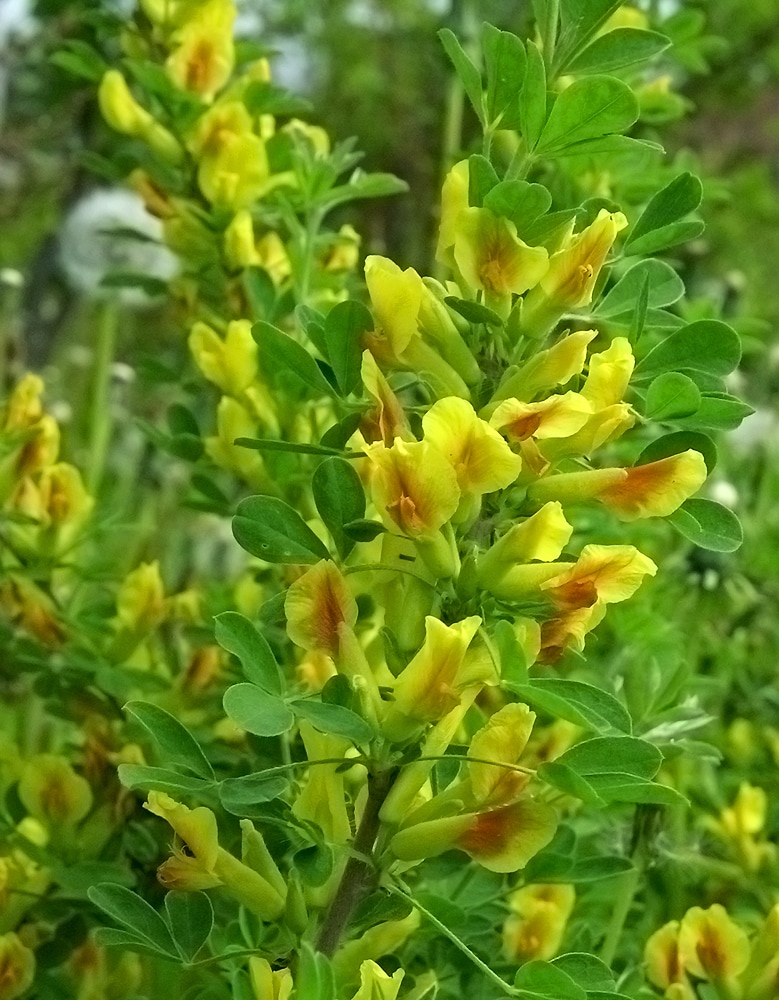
[[644, 921, 693, 995], [205, 396, 266, 485], [538, 603, 607, 664], [478, 503, 574, 588], [582, 337, 635, 408], [537, 210, 628, 310], [540, 544, 658, 610], [37, 463, 93, 530], [324, 224, 361, 272], [436, 159, 470, 262], [18, 755, 93, 829], [422, 397, 523, 503], [3, 374, 44, 430], [360, 351, 413, 446], [116, 561, 167, 632], [453, 207, 549, 315], [256, 231, 292, 285], [677, 905, 751, 985], [249, 958, 293, 1000], [390, 797, 556, 874], [284, 561, 358, 659], [334, 913, 419, 989], [165, 0, 236, 102], [223, 209, 261, 269], [189, 319, 258, 396], [98, 71, 182, 163], [491, 392, 593, 444], [468, 703, 536, 806], [350, 961, 404, 1000], [503, 884, 576, 962], [386, 615, 483, 733], [0, 933, 35, 1000], [489, 329, 597, 406], [364, 438, 461, 538]]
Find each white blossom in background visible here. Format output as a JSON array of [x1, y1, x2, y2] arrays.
[[268, 35, 315, 93], [708, 479, 739, 510], [0, 0, 36, 49], [58, 189, 180, 308], [727, 407, 777, 453]]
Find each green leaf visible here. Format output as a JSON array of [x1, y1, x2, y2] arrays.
[[232, 495, 330, 564], [88, 885, 178, 957], [117, 765, 212, 797], [50, 40, 108, 81], [673, 394, 753, 431], [294, 843, 334, 887], [625, 219, 704, 256], [667, 498, 743, 553], [552, 954, 615, 992], [483, 25, 526, 129], [597, 259, 685, 318], [236, 438, 353, 459], [567, 28, 670, 74], [439, 28, 485, 125], [444, 296, 503, 327], [468, 154, 501, 207], [165, 892, 213, 962], [520, 41, 547, 150], [125, 702, 214, 781], [586, 774, 688, 807], [219, 772, 289, 814], [557, 0, 626, 68], [320, 171, 408, 212], [343, 518, 386, 542], [514, 960, 587, 1000], [320, 412, 364, 451], [536, 76, 638, 155], [291, 699, 374, 744], [312, 457, 366, 558], [508, 679, 632, 735], [92, 927, 175, 959], [567, 856, 634, 882], [635, 319, 741, 379], [555, 736, 662, 780], [323, 300, 371, 396], [223, 683, 295, 737], [644, 372, 701, 420], [214, 611, 282, 694], [253, 321, 334, 397], [53, 862, 136, 899], [638, 431, 718, 475], [539, 761, 603, 805], [624, 172, 703, 253], [483, 180, 552, 234]]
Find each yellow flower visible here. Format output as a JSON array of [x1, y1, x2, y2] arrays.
[[453, 207, 549, 313], [387, 615, 483, 730], [256, 231, 292, 285], [479, 504, 573, 586], [539, 210, 628, 310], [645, 921, 690, 992], [3, 374, 44, 431], [291, 723, 351, 847], [249, 958, 293, 1000], [36, 463, 93, 530], [490, 393, 593, 444], [349, 961, 404, 1000], [597, 450, 708, 520], [284, 561, 358, 659], [540, 544, 657, 610], [422, 397, 523, 500], [678, 905, 751, 985], [489, 329, 596, 405], [582, 337, 635, 409], [364, 438, 461, 538], [390, 797, 556, 873], [165, 0, 236, 101], [436, 159, 470, 262], [468, 703, 536, 806], [325, 224, 361, 272], [189, 319, 258, 396], [0, 933, 35, 1000], [223, 210, 261, 269], [503, 884, 576, 962], [539, 604, 607, 664], [98, 71, 182, 162], [205, 396, 265, 484], [116, 561, 167, 632], [360, 351, 413, 446], [18, 755, 93, 829]]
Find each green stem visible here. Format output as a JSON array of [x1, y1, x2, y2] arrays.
[[87, 300, 119, 495], [542, 0, 560, 69], [389, 882, 517, 997], [599, 864, 640, 966], [316, 768, 396, 957]]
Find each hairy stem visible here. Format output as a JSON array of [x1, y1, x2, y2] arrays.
[[316, 768, 396, 957]]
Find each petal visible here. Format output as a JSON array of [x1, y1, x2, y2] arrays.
[[600, 450, 708, 520], [468, 703, 536, 805], [285, 561, 358, 657]]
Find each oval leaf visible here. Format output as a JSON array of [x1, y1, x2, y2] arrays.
[[509, 679, 632, 735], [645, 372, 701, 421], [233, 495, 330, 564], [214, 611, 282, 694], [667, 498, 743, 552], [291, 699, 374, 744], [165, 891, 213, 962], [536, 76, 638, 154], [223, 683, 295, 737], [312, 457, 366, 558], [125, 701, 214, 781], [555, 736, 662, 780], [88, 884, 178, 956], [635, 319, 741, 379]]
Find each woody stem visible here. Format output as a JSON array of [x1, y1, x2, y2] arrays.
[[316, 768, 396, 957]]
